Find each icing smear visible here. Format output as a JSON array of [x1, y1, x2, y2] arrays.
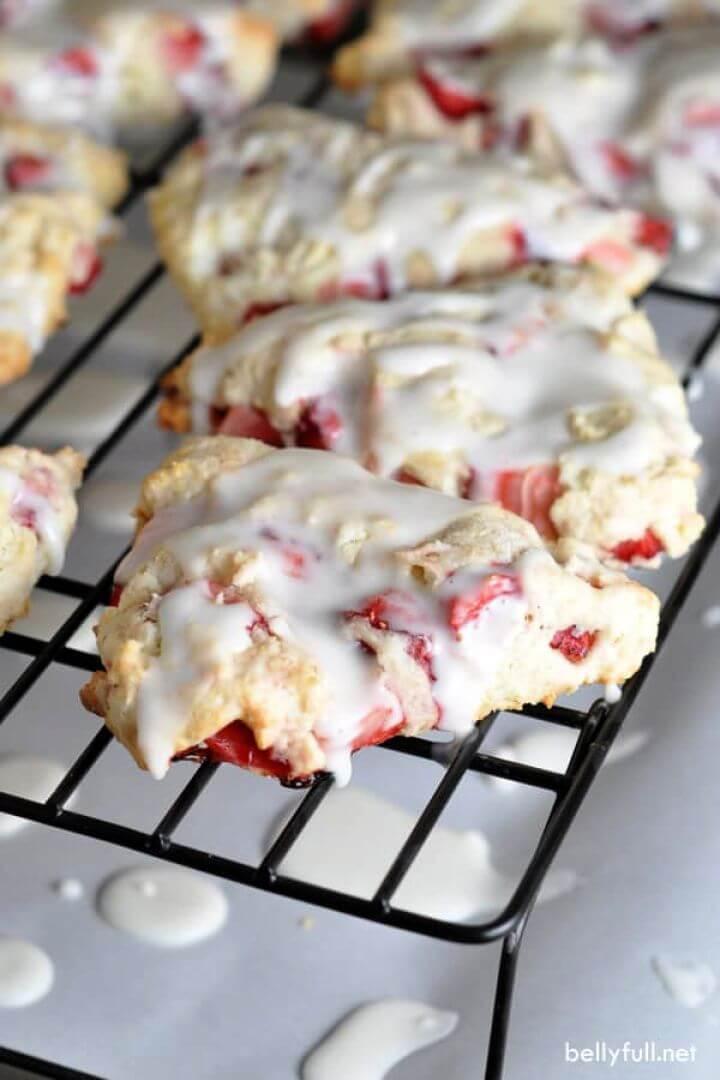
[[116, 450, 545, 782]]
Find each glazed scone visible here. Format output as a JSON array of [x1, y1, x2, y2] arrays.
[[0, 117, 128, 208], [0, 192, 108, 384], [148, 105, 670, 338], [332, 0, 720, 89], [81, 438, 659, 784], [369, 28, 720, 289], [0, 446, 84, 633], [0, 3, 278, 136], [158, 270, 703, 566]]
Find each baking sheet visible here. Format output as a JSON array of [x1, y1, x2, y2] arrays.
[[0, 58, 719, 1080]]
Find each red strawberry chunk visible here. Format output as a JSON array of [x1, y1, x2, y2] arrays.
[[336, 259, 391, 301], [349, 590, 435, 680], [550, 625, 597, 663], [69, 245, 103, 295], [418, 64, 494, 121], [583, 239, 634, 273], [447, 573, 520, 637], [161, 23, 205, 74], [307, 0, 356, 43], [109, 583, 123, 607], [241, 300, 286, 325], [214, 403, 284, 446], [634, 214, 673, 255], [506, 225, 527, 269], [52, 47, 99, 78], [11, 502, 35, 530], [394, 467, 425, 487], [294, 399, 343, 450], [601, 141, 646, 181], [493, 465, 562, 539], [350, 706, 404, 750], [193, 721, 295, 780], [684, 101, 720, 127], [4, 153, 52, 191], [611, 528, 664, 563]]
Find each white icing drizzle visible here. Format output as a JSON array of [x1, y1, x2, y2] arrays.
[[701, 605, 720, 629], [276, 785, 574, 919], [200, 109, 652, 295], [187, 281, 698, 484], [301, 999, 458, 1080], [0, 938, 53, 1007], [0, 464, 67, 574], [96, 866, 228, 947], [117, 449, 547, 782], [0, 754, 65, 836], [52, 877, 84, 901], [652, 954, 717, 1008]]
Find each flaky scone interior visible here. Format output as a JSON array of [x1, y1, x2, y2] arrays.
[[0, 445, 85, 633], [82, 437, 659, 786]]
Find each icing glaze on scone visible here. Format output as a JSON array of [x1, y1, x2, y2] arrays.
[[83, 438, 659, 784], [149, 106, 668, 338], [370, 28, 720, 288], [160, 272, 703, 564]]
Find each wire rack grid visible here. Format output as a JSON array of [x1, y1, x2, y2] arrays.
[[0, 49, 719, 1080]]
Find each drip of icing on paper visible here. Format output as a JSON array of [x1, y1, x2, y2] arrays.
[[0, 755, 66, 837], [96, 866, 228, 947], [652, 955, 717, 1009], [486, 726, 648, 792], [0, 939, 53, 1007], [701, 605, 720, 630], [301, 999, 458, 1080], [52, 878, 84, 901], [274, 787, 574, 920]]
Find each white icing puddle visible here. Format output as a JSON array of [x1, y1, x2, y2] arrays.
[[701, 605, 720, 630], [81, 480, 138, 536], [0, 755, 66, 837], [0, 939, 53, 1008], [52, 878, 84, 902], [652, 955, 717, 1009], [486, 726, 648, 793], [275, 787, 573, 920], [301, 999, 458, 1080], [0, 372, 147, 447], [97, 867, 228, 948], [12, 591, 100, 653]]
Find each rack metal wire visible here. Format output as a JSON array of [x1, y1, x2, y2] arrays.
[[0, 49, 718, 1080]]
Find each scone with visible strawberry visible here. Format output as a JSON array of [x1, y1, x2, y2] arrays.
[[0, 445, 84, 632], [158, 269, 703, 567], [148, 105, 670, 339], [81, 436, 659, 785]]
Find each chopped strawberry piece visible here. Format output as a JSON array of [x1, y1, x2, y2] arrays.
[[69, 245, 103, 295], [350, 706, 404, 751], [109, 583, 123, 607], [514, 114, 532, 150], [460, 466, 477, 499], [583, 239, 634, 273], [161, 23, 205, 74], [601, 141, 646, 181], [307, 0, 356, 43], [333, 259, 391, 302], [11, 503, 35, 530], [4, 153, 52, 191], [550, 625, 597, 663], [684, 101, 720, 127], [348, 590, 435, 680], [214, 403, 284, 446], [493, 465, 562, 539], [258, 529, 311, 580], [241, 301, 285, 325], [0, 83, 16, 109], [194, 721, 296, 780], [506, 225, 527, 269], [394, 467, 425, 487], [418, 64, 495, 121], [611, 528, 664, 563], [634, 214, 673, 255], [294, 399, 343, 450], [52, 47, 99, 78], [447, 573, 520, 637]]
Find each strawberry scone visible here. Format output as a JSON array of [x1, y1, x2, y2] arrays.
[[81, 437, 659, 785], [0, 3, 278, 136], [158, 270, 703, 567], [0, 191, 109, 383], [148, 106, 669, 339], [369, 28, 720, 287], [332, 0, 720, 90], [0, 445, 84, 633], [0, 117, 128, 208]]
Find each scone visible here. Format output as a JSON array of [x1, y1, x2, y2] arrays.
[[148, 105, 670, 339], [0, 117, 128, 208], [369, 27, 720, 287], [332, 0, 720, 90], [0, 4, 278, 135], [158, 269, 703, 566], [0, 192, 108, 383], [0, 445, 84, 633], [81, 437, 660, 785]]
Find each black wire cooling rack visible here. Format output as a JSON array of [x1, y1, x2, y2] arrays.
[[1, 51, 720, 1080]]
